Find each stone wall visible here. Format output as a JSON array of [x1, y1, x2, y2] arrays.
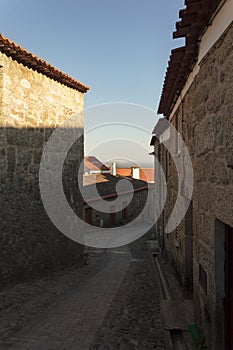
[[158, 22, 233, 349], [0, 52, 86, 286], [83, 188, 148, 227]]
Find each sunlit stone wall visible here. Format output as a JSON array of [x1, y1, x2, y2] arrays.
[[0, 52, 85, 285]]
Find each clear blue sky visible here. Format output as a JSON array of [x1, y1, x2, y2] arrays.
[[1, 0, 184, 166]]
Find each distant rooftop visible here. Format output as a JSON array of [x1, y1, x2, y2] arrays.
[[83, 173, 148, 202], [116, 167, 154, 183], [84, 156, 110, 173], [116, 168, 132, 177], [139, 168, 154, 183]]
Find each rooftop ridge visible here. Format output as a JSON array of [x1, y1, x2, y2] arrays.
[[0, 33, 89, 93], [158, 0, 222, 116]]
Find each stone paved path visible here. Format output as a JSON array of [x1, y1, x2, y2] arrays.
[[0, 237, 165, 350], [90, 237, 165, 350]]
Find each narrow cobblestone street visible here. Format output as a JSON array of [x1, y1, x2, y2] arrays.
[[0, 236, 165, 350]]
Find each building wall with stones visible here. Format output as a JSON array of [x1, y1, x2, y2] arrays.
[[83, 174, 150, 227], [83, 189, 149, 228], [188, 23, 233, 350], [155, 20, 233, 350], [0, 46, 88, 286]]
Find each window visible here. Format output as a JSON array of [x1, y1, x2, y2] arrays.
[[175, 114, 181, 155], [110, 206, 115, 226], [199, 263, 207, 294], [166, 150, 169, 180], [175, 224, 180, 248]]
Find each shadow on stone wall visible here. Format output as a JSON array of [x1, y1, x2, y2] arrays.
[[0, 126, 85, 287]]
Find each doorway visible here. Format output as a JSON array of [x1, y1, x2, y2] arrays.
[[183, 201, 193, 296], [122, 202, 127, 221], [224, 223, 233, 350], [110, 206, 115, 226], [85, 207, 92, 224], [215, 220, 233, 350]]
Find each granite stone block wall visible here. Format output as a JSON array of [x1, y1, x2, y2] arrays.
[[158, 23, 233, 349], [0, 52, 85, 285]]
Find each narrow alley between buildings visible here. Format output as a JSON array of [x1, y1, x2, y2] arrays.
[[0, 235, 166, 350], [0, 231, 198, 350]]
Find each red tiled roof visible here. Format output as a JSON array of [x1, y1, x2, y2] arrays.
[[116, 167, 154, 182], [116, 168, 132, 177], [158, 0, 223, 116], [0, 34, 89, 93], [84, 156, 110, 172], [139, 168, 154, 182]]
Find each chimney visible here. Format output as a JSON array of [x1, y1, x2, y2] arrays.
[[131, 166, 140, 179], [112, 162, 116, 176]]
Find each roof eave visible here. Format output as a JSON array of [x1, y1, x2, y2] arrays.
[[0, 34, 89, 93]]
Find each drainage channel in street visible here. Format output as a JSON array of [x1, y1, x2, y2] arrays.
[[150, 244, 188, 350]]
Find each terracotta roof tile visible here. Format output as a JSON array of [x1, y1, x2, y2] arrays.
[[139, 168, 154, 182], [116, 167, 154, 182], [116, 168, 132, 177], [158, 0, 223, 116], [0, 34, 89, 93], [84, 156, 110, 172]]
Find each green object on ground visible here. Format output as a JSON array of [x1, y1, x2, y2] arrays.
[[188, 323, 206, 349]]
